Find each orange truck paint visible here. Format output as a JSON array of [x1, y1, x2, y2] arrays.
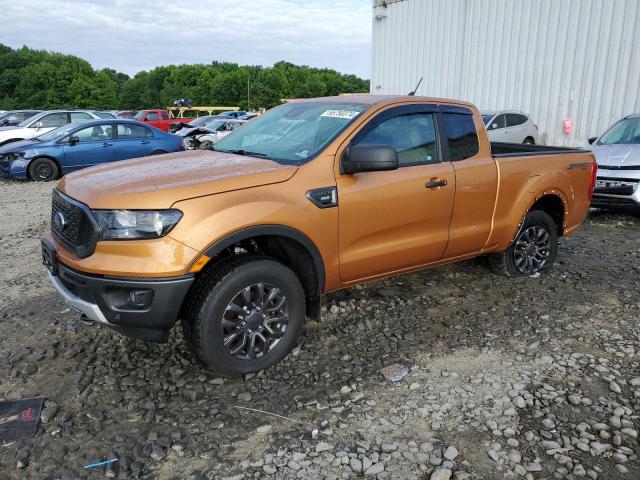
[[43, 95, 595, 350]]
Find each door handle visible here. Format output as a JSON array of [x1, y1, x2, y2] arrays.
[[141, 140, 151, 144], [102, 142, 112, 147], [425, 179, 448, 189]]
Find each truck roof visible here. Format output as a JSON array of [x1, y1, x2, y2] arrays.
[[289, 94, 475, 108]]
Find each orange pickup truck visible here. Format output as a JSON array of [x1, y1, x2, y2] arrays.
[[42, 95, 597, 376]]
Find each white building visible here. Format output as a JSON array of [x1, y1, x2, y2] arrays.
[[371, 0, 640, 146]]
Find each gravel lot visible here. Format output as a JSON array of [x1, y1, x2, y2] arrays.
[[0, 178, 638, 480]]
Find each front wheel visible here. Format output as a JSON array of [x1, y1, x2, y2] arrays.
[[182, 256, 306, 376], [489, 210, 558, 277], [28, 157, 59, 181]]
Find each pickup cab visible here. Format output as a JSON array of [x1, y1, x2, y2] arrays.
[[133, 109, 192, 132], [42, 95, 596, 376]]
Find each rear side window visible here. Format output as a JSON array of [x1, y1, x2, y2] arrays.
[[39, 113, 69, 128], [441, 113, 479, 161], [161, 111, 169, 120], [506, 113, 528, 127], [147, 112, 159, 121], [117, 124, 153, 138], [70, 112, 92, 122], [355, 113, 439, 166]]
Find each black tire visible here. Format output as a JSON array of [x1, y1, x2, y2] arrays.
[[182, 255, 306, 376], [28, 157, 59, 182], [523, 137, 535, 145], [488, 210, 558, 277]]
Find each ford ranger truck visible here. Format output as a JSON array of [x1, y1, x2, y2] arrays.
[[41, 95, 597, 376]]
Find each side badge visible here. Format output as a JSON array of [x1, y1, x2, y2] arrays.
[[306, 187, 338, 209]]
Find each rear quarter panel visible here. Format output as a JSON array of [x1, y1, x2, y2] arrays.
[[486, 151, 595, 251]]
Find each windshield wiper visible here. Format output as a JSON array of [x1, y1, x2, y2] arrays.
[[215, 148, 269, 158]]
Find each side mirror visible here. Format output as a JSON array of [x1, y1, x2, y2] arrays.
[[341, 144, 399, 174], [491, 123, 499, 130], [34, 121, 43, 130], [588, 137, 597, 145], [68, 135, 79, 146]]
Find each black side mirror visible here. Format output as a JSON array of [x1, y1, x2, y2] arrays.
[[588, 137, 597, 145], [341, 144, 399, 174], [69, 135, 79, 146]]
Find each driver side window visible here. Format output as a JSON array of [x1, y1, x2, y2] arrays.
[[353, 113, 439, 167]]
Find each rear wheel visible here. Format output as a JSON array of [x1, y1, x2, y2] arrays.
[[28, 157, 58, 182], [523, 137, 535, 145], [489, 210, 558, 277], [182, 255, 306, 376]]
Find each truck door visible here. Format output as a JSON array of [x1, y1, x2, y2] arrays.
[[336, 105, 456, 282], [439, 110, 499, 258]]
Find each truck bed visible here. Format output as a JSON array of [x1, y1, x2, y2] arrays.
[[491, 142, 586, 157]]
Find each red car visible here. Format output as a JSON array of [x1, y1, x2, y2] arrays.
[[133, 109, 192, 132]]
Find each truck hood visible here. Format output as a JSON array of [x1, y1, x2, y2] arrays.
[[591, 144, 640, 168], [58, 150, 298, 209]]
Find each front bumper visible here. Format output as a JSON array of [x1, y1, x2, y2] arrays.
[[0, 159, 28, 179], [591, 173, 640, 209], [48, 261, 194, 343]]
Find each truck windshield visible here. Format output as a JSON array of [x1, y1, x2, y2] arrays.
[[213, 102, 368, 164], [133, 111, 146, 120], [597, 117, 640, 145]]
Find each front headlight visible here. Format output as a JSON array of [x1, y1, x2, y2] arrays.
[[1, 152, 25, 161], [93, 210, 183, 240]]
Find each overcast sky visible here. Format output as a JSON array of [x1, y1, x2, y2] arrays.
[[1, 0, 372, 78]]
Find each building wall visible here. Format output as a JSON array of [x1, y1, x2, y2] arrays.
[[371, 0, 640, 146]]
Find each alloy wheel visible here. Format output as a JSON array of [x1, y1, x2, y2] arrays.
[[220, 282, 289, 360], [513, 225, 551, 274]]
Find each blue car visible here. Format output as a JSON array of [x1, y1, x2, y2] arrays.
[[0, 119, 184, 181]]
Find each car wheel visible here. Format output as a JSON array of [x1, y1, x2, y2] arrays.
[[182, 255, 306, 376], [28, 158, 59, 182], [523, 137, 535, 145], [488, 210, 558, 277]]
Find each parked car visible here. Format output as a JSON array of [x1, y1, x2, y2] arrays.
[[183, 119, 247, 149], [0, 110, 42, 127], [589, 113, 640, 210], [171, 115, 217, 134], [482, 110, 538, 144], [0, 110, 103, 146], [117, 110, 138, 119], [217, 110, 247, 119], [173, 98, 193, 108], [133, 109, 192, 132], [0, 119, 184, 181], [42, 95, 596, 375], [239, 112, 260, 121]]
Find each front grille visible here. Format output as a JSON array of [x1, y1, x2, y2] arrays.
[[51, 190, 100, 258]]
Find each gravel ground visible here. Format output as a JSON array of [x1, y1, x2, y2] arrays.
[[0, 178, 638, 480]]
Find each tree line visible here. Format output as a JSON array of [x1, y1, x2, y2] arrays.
[[0, 44, 370, 111]]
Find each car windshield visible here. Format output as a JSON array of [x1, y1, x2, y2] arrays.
[[35, 122, 85, 142], [203, 119, 228, 131], [18, 114, 44, 128], [213, 102, 368, 164], [95, 111, 116, 119], [482, 115, 494, 125], [597, 117, 640, 145], [189, 116, 213, 127], [133, 111, 146, 120]]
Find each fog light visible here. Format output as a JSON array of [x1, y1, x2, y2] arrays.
[[128, 289, 153, 307]]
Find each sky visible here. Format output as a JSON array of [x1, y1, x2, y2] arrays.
[[0, 0, 373, 78]]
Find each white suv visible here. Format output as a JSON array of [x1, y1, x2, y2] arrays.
[[0, 110, 102, 146], [482, 110, 539, 144]]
